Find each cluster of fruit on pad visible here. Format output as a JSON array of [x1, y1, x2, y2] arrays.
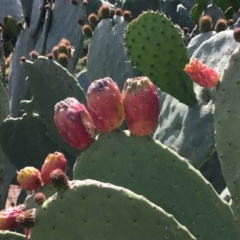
[[54, 76, 160, 150], [0, 152, 69, 239]]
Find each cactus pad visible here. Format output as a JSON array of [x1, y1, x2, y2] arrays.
[[31, 180, 196, 239], [74, 130, 240, 239]]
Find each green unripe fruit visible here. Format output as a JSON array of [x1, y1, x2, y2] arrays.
[[50, 169, 69, 191], [199, 15, 212, 33], [214, 19, 227, 33]]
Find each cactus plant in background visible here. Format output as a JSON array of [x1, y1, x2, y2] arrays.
[[86, 5, 138, 90]]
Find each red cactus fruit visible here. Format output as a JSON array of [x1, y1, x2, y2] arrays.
[[184, 58, 219, 88], [0, 204, 25, 230], [87, 77, 125, 133], [41, 152, 67, 185], [17, 167, 43, 191], [54, 98, 95, 150], [122, 77, 160, 136]]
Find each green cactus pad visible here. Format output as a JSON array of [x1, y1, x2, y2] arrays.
[[3, 15, 19, 38], [0, 231, 25, 239], [20, 56, 86, 156], [25, 185, 56, 210], [196, 0, 208, 9], [74, 130, 240, 239], [214, 46, 240, 219], [0, 114, 75, 172], [0, 82, 9, 124], [216, 0, 232, 12], [125, 11, 196, 106], [153, 89, 215, 169], [190, 4, 203, 25], [31, 180, 196, 239]]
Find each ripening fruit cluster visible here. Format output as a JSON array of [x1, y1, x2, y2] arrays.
[[54, 76, 160, 151]]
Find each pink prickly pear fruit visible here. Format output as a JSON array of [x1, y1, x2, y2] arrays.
[[17, 167, 43, 191], [0, 204, 25, 230], [41, 152, 67, 185], [184, 58, 219, 88], [122, 76, 160, 136], [87, 77, 125, 133], [54, 98, 95, 150]]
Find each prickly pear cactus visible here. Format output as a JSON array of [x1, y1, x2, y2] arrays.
[[46, 0, 86, 73], [0, 114, 75, 173], [87, 14, 137, 90], [214, 45, 240, 219], [0, 0, 23, 25], [31, 180, 196, 239], [188, 31, 216, 58], [153, 86, 215, 169], [0, 82, 16, 210], [0, 82, 9, 124], [192, 30, 239, 80], [20, 56, 86, 157], [74, 130, 240, 239], [125, 11, 196, 106], [0, 231, 25, 239], [25, 185, 55, 210]]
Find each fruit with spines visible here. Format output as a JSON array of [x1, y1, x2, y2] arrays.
[[82, 24, 93, 38], [214, 19, 227, 33], [17, 167, 43, 191], [123, 10, 131, 21], [199, 15, 212, 33], [34, 193, 46, 206], [50, 169, 69, 191], [233, 28, 240, 43], [98, 5, 111, 19], [41, 152, 67, 185], [54, 97, 95, 150], [88, 13, 99, 28], [16, 209, 36, 229], [122, 77, 160, 136], [115, 8, 123, 16], [184, 58, 219, 88], [87, 77, 125, 133]]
